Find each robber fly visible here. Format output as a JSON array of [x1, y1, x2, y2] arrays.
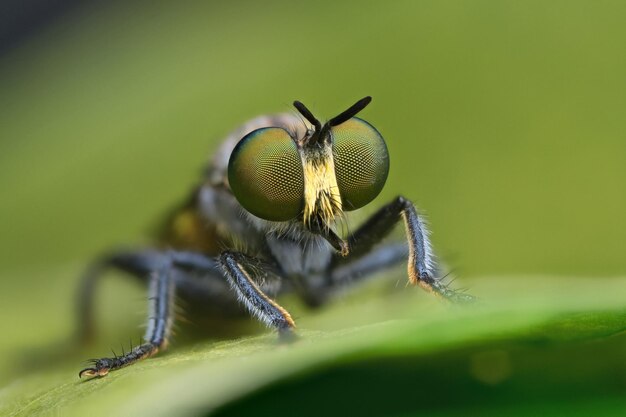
[[77, 97, 473, 378]]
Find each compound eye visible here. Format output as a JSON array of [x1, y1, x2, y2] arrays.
[[228, 127, 304, 221], [331, 118, 389, 210]]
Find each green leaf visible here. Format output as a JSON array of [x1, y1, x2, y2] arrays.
[[0, 272, 624, 417]]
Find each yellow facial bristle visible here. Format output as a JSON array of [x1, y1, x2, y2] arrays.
[[301, 145, 342, 227]]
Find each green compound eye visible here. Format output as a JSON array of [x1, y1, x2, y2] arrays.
[[228, 127, 304, 221], [331, 118, 389, 211]]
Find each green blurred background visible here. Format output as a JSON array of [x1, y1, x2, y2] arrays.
[[1, 0, 625, 277], [0, 0, 625, 415]]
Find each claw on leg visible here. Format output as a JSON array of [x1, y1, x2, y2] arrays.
[[79, 366, 110, 378], [78, 343, 159, 379], [78, 358, 115, 378], [77, 258, 174, 378]]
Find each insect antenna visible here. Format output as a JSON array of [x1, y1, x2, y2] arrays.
[[291, 107, 312, 133], [293, 100, 321, 132], [327, 96, 372, 127], [318, 96, 372, 143]]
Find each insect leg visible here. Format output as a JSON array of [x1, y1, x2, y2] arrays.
[[79, 259, 175, 378], [334, 196, 474, 303], [329, 242, 408, 284], [76, 250, 155, 342], [218, 251, 296, 340], [76, 250, 224, 341], [164, 250, 291, 331]]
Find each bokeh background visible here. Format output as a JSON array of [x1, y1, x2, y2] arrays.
[[0, 1, 624, 416]]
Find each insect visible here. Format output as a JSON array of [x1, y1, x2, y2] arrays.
[[76, 96, 473, 378]]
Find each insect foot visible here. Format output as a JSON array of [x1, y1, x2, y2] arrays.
[[79, 343, 159, 379], [412, 272, 477, 304], [79, 358, 113, 378]]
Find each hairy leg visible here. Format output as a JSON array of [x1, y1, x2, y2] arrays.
[[79, 260, 175, 377], [333, 196, 474, 303], [76, 249, 248, 378], [218, 251, 295, 340], [329, 242, 408, 284], [115, 249, 294, 338], [75, 249, 225, 342]]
